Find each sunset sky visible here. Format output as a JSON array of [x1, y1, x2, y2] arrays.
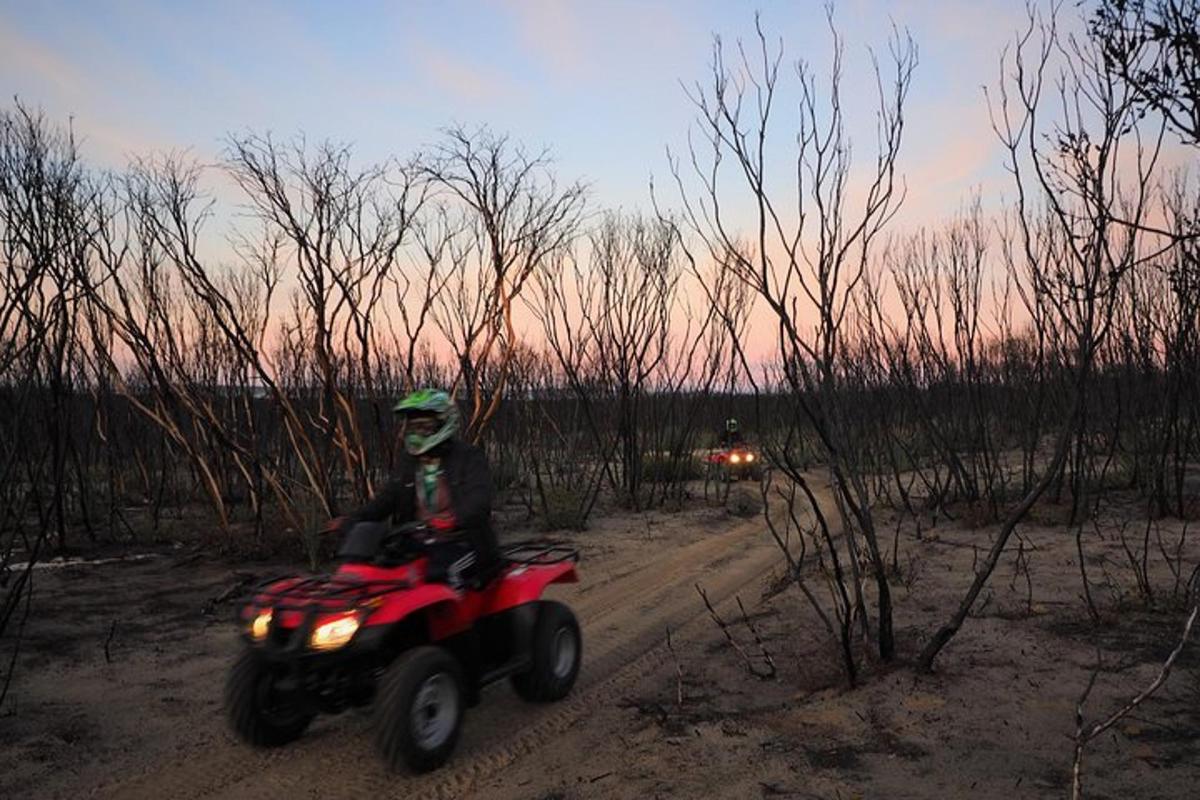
[[2, 0, 1031, 226], [8, 0, 1183, 359]]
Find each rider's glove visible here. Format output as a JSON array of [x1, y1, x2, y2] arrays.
[[321, 516, 349, 536]]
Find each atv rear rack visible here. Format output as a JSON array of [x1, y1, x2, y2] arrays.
[[502, 541, 579, 566]]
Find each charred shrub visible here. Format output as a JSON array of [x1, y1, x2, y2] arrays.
[[538, 487, 589, 532], [726, 487, 762, 518]]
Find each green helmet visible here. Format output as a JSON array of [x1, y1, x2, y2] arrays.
[[726, 418, 739, 433], [394, 388, 459, 455]]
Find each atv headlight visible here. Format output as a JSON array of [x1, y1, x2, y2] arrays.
[[309, 612, 361, 652], [745, 453, 755, 462], [250, 610, 273, 641], [730, 453, 742, 464]]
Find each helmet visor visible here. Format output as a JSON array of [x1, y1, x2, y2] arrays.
[[403, 414, 439, 437], [400, 409, 457, 455]]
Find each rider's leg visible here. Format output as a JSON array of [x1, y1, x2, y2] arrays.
[[445, 549, 476, 590], [426, 540, 474, 589]]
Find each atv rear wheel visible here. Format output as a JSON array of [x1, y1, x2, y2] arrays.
[[374, 646, 465, 773], [511, 601, 582, 702], [225, 649, 315, 747]]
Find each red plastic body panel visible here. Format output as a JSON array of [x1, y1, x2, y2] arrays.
[[482, 561, 578, 614], [707, 448, 756, 464], [250, 557, 580, 643], [412, 561, 579, 640]]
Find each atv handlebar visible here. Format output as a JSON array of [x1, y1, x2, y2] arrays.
[[380, 521, 471, 559], [333, 519, 471, 565], [324, 518, 430, 539], [393, 520, 430, 537], [379, 522, 435, 560]]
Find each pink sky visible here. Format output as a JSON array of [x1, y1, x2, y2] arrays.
[[2, 1, 1195, 365]]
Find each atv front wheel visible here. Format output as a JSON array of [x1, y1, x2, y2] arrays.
[[511, 601, 582, 702], [374, 646, 465, 773], [225, 649, 315, 747]]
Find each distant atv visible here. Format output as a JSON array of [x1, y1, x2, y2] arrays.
[[226, 522, 581, 773], [706, 445, 762, 482]]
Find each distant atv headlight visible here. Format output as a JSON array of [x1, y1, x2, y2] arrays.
[[250, 609, 273, 641], [730, 453, 742, 464], [745, 453, 755, 463], [309, 612, 361, 652]]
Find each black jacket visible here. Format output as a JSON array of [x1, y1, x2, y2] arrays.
[[348, 440, 499, 562], [718, 430, 745, 448]]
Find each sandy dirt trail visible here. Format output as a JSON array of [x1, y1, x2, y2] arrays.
[[80, 500, 792, 800]]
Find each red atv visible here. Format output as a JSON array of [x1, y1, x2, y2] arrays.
[[706, 445, 761, 481], [225, 521, 581, 773]]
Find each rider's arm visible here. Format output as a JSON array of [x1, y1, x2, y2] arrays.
[[346, 478, 411, 525]]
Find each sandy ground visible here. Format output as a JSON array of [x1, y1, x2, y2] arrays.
[[476, 504, 1200, 800], [2, 485, 1198, 799], [1, 485, 787, 800]]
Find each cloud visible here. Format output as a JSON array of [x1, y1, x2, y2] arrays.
[[495, 0, 585, 76], [409, 39, 519, 106], [895, 115, 1005, 227], [0, 20, 81, 96], [0, 18, 181, 166], [491, 0, 694, 87]]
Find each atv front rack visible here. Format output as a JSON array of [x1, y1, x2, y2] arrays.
[[501, 541, 579, 566], [247, 573, 413, 614]]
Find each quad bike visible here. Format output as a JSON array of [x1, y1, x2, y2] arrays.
[[705, 446, 761, 482], [225, 521, 581, 773]]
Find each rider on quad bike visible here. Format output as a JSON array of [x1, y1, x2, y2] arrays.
[[329, 388, 500, 590], [227, 388, 582, 774], [708, 417, 759, 481], [718, 417, 745, 448]]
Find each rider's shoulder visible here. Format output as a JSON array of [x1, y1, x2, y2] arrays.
[[449, 439, 486, 460]]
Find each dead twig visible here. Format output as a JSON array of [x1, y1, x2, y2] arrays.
[[1154, 521, 1190, 603], [736, 596, 777, 679], [103, 619, 117, 664], [760, 471, 835, 635], [203, 572, 258, 617], [1010, 533, 1034, 613], [170, 551, 205, 569], [665, 626, 684, 705], [890, 515, 903, 576], [1077, 524, 1101, 624], [695, 583, 774, 680], [618, 696, 669, 726], [1116, 519, 1154, 607], [214, 578, 252, 604], [1070, 590, 1200, 799]]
